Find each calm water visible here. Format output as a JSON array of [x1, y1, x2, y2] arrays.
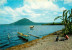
[[0, 25, 64, 49]]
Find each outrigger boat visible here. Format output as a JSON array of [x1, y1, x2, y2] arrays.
[[17, 32, 29, 42], [17, 32, 40, 42]]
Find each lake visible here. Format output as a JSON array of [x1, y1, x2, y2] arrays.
[[0, 25, 64, 49]]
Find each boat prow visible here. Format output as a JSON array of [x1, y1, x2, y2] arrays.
[[17, 32, 29, 41], [30, 26, 34, 28]]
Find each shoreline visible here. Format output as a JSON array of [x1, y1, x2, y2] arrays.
[[6, 30, 62, 50]]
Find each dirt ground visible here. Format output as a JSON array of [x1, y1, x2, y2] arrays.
[[6, 35, 72, 50]]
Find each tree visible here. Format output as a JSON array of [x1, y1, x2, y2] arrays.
[[54, 9, 72, 34]]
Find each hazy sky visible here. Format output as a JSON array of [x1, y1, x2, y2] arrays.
[[0, 0, 72, 24]]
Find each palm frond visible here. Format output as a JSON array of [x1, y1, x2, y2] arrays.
[[63, 10, 67, 13], [54, 16, 62, 21], [65, 10, 69, 14], [63, 10, 67, 16]]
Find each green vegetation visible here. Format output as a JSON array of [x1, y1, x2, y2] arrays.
[[54, 9, 72, 34], [42, 22, 62, 25], [11, 18, 35, 25]]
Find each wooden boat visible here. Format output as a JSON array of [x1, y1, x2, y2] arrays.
[[17, 32, 29, 41], [30, 26, 34, 28], [17, 32, 40, 42]]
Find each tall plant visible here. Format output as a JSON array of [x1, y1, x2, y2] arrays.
[[54, 9, 72, 34], [68, 9, 72, 34]]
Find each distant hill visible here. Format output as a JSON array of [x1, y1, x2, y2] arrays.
[[10, 18, 62, 25], [11, 18, 45, 25], [11, 18, 35, 25]]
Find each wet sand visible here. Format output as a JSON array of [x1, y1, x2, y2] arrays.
[[6, 30, 72, 50]]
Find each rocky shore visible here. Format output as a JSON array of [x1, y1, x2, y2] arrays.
[[6, 30, 72, 50]]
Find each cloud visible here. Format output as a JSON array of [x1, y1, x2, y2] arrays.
[[63, 0, 72, 6], [4, 7, 19, 20], [53, 12, 58, 15], [0, 0, 66, 24], [0, 7, 22, 23], [64, 0, 72, 3], [24, 0, 66, 12], [0, 0, 7, 6]]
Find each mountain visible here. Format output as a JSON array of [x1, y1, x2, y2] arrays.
[[0, 18, 62, 25], [11, 18, 36, 25], [11, 18, 47, 25]]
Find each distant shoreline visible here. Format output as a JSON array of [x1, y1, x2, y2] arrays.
[[0, 24, 63, 26], [0, 22, 63, 25]]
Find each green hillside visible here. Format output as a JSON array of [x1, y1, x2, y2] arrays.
[[11, 18, 36, 25], [10, 18, 62, 25]]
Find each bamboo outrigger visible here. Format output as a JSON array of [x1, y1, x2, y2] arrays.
[[17, 32, 40, 41], [28, 33, 39, 38]]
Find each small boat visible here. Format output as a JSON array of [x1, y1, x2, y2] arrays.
[[30, 26, 34, 28], [17, 32, 29, 41]]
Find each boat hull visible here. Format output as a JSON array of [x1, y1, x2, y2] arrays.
[[17, 33, 29, 42], [18, 36, 28, 42]]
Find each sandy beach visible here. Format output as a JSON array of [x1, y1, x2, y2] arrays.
[[6, 31, 72, 50], [23, 35, 72, 50]]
